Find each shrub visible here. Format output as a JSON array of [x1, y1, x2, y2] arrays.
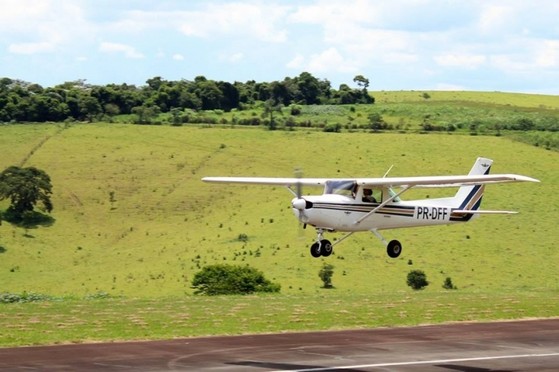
[[323, 123, 342, 133], [0, 292, 53, 303], [318, 263, 335, 288], [443, 277, 457, 290], [406, 270, 429, 290], [191, 264, 281, 295]]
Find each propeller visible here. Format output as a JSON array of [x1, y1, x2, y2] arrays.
[[291, 167, 312, 224]]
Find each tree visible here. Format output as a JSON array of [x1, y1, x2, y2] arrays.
[[262, 99, 283, 130], [352, 75, 374, 104], [217, 81, 240, 111], [131, 105, 160, 124], [406, 270, 429, 290], [194, 78, 224, 110], [353, 75, 369, 90], [0, 166, 53, 219], [318, 263, 335, 288], [368, 112, 386, 131], [191, 264, 281, 295], [296, 72, 321, 104]]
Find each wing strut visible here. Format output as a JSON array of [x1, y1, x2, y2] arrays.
[[353, 186, 412, 225], [331, 232, 356, 247]]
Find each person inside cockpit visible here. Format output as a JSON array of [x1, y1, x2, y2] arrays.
[[362, 188, 377, 203]]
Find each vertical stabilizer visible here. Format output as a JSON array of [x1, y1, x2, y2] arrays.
[[452, 158, 492, 218]]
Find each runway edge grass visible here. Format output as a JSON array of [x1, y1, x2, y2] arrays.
[[1, 291, 558, 347]]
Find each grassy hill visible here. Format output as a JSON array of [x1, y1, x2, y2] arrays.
[[1, 91, 558, 346], [1, 123, 557, 297], [148, 90, 559, 150]]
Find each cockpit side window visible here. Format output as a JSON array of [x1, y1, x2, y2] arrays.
[[362, 188, 383, 203]]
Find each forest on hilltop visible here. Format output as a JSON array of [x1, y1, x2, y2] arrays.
[[0, 72, 373, 123]]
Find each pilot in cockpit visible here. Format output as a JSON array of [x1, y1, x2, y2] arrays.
[[362, 188, 377, 203]]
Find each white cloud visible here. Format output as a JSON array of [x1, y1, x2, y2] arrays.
[[112, 3, 290, 43], [289, 0, 379, 26], [8, 42, 55, 54], [219, 52, 244, 63], [227, 52, 245, 63], [287, 54, 305, 70], [172, 54, 185, 61], [477, 4, 513, 34], [99, 42, 144, 59], [535, 40, 559, 68], [1, 0, 91, 52], [434, 53, 487, 69], [487, 37, 559, 75], [287, 48, 358, 74], [308, 47, 358, 73], [489, 54, 532, 74]]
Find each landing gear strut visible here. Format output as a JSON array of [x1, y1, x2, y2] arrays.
[[308, 229, 403, 259], [372, 229, 403, 258]]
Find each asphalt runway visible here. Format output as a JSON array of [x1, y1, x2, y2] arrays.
[[1, 319, 558, 371]]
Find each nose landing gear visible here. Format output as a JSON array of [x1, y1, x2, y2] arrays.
[[310, 229, 333, 258]]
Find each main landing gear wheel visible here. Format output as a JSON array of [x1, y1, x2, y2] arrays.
[[310, 240, 333, 258], [321, 240, 333, 257], [387, 239, 402, 258], [310, 242, 321, 258]]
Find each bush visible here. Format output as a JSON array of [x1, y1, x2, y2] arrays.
[[318, 263, 335, 288], [0, 292, 53, 303], [406, 270, 429, 290], [443, 277, 457, 290], [191, 264, 281, 295], [323, 123, 342, 133]]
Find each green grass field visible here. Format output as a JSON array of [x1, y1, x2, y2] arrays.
[[373, 90, 559, 108], [1, 91, 558, 346], [2, 291, 558, 347], [156, 90, 559, 149]]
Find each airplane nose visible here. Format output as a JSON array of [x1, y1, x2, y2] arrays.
[[292, 198, 313, 210]]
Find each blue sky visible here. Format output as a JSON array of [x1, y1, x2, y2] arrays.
[[1, 0, 558, 93]]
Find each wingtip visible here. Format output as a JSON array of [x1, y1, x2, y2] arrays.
[[507, 174, 540, 183], [520, 176, 540, 183]]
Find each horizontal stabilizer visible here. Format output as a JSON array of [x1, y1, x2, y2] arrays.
[[453, 210, 518, 214]]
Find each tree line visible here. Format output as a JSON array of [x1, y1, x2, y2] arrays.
[[0, 72, 374, 123]]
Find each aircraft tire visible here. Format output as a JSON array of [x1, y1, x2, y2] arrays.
[[310, 242, 322, 258], [387, 240, 402, 258], [321, 240, 333, 257]]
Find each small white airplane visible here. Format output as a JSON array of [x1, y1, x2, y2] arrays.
[[202, 158, 539, 259]]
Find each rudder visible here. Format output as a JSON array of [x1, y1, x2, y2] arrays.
[[452, 157, 492, 215]]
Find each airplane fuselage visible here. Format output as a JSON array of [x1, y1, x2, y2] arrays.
[[292, 194, 464, 232]]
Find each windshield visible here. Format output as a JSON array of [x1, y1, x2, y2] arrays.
[[324, 180, 356, 197]]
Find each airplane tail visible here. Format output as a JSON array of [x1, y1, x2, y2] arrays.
[[450, 157, 492, 221]]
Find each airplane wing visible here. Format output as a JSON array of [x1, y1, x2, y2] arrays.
[[201, 177, 330, 186], [354, 174, 539, 188], [202, 174, 539, 187]]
